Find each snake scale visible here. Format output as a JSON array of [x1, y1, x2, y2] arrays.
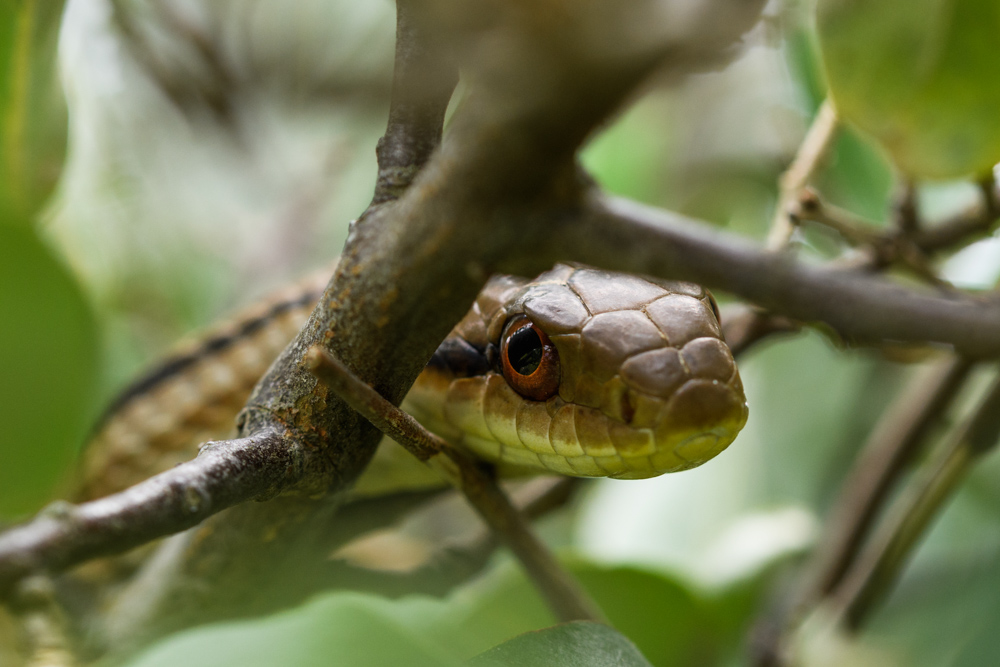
[[79, 263, 748, 501]]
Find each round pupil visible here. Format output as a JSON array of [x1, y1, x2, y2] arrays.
[[508, 326, 543, 375]]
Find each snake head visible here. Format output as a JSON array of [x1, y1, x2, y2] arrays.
[[410, 264, 748, 479]]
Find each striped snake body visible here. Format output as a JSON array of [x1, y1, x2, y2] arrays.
[[79, 264, 748, 501]]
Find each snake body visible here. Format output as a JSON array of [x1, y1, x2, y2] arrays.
[[79, 264, 747, 500]]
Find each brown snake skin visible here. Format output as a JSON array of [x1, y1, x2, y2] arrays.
[[79, 264, 747, 500]]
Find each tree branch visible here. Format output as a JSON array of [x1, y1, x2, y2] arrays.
[[767, 99, 839, 249], [564, 194, 1000, 357], [372, 0, 458, 204], [748, 357, 975, 666], [910, 174, 1000, 253], [0, 430, 297, 600], [721, 305, 801, 358]]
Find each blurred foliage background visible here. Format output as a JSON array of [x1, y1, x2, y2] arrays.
[[2, 0, 1000, 665]]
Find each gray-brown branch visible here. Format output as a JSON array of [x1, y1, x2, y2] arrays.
[[0, 430, 297, 599], [563, 195, 1000, 357], [372, 0, 458, 204]]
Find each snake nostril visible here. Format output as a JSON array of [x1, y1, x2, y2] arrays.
[[620, 391, 635, 424]]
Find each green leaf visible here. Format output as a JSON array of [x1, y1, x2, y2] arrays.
[[468, 622, 653, 667], [581, 97, 675, 207], [415, 560, 741, 666], [817, 0, 1000, 179], [0, 221, 97, 517], [123, 593, 462, 667], [0, 0, 67, 218], [122, 558, 773, 667]]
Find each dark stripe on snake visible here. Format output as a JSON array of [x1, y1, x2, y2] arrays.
[[93, 287, 324, 431], [425, 337, 491, 378]]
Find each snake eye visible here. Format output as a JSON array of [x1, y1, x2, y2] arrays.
[[500, 316, 560, 401]]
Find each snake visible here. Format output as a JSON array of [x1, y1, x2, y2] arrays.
[[77, 263, 748, 501]]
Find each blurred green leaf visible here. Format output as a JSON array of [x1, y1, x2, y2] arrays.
[[783, 21, 825, 115], [122, 559, 769, 667], [123, 593, 462, 667], [783, 17, 894, 222], [817, 0, 1000, 179], [416, 560, 756, 667], [816, 126, 894, 223], [0, 221, 97, 517], [581, 97, 674, 207], [0, 0, 67, 218], [468, 621, 653, 667]]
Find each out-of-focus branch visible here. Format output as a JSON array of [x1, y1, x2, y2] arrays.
[[566, 195, 1000, 357], [832, 369, 1000, 629], [789, 190, 884, 248], [731, 100, 837, 355], [110, 0, 235, 122], [372, 0, 458, 204], [0, 430, 296, 600], [305, 346, 603, 623], [767, 100, 839, 249], [321, 477, 580, 600], [910, 174, 1000, 253], [721, 305, 801, 358], [797, 357, 973, 607], [793, 174, 1000, 262], [736, 173, 998, 355], [751, 358, 979, 667]]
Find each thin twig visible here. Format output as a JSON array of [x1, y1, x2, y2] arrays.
[[767, 100, 839, 250], [0, 430, 300, 599], [910, 173, 1000, 253], [832, 370, 1000, 629], [789, 189, 884, 248], [745, 174, 997, 354], [372, 0, 458, 204], [305, 346, 604, 623], [734, 100, 838, 358], [720, 305, 800, 358], [792, 189, 961, 292]]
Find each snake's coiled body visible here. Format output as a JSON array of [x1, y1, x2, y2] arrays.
[[79, 264, 747, 501]]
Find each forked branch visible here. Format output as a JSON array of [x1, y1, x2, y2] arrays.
[[305, 346, 604, 623], [0, 430, 297, 599]]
